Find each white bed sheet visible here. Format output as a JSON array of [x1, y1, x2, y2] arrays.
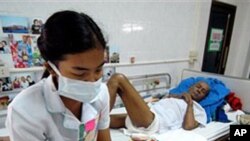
[[110, 107, 244, 141], [111, 129, 130, 141], [110, 127, 207, 141], [193, 109, 244, 141]]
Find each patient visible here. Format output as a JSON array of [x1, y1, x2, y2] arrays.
[[107, 73, 210, 134]]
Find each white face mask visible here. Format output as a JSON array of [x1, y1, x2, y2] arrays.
[[48, 61, 102, 103]]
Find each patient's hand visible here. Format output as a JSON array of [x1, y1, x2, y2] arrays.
[[182, 93, 193, 106]]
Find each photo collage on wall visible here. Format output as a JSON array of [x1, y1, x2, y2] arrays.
[[0, 15, 43, 106], [8, 34, 43, 68], [0, 15, 44, 68], [10, 72, 36, 90], [0, 77, 12, 110], [0, 72, 36, 92], [0, 15, 43, 34], [0, 71, 37, 108]]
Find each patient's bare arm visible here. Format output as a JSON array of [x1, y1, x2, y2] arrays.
[[182, 93, 199, 130], [107, 73, 154, 128]]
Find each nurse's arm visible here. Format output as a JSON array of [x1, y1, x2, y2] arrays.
[[97, 128, 111, 141]]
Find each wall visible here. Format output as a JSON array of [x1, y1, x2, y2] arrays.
[[220, 0, 250, 78], [0, 0, 212, 86]]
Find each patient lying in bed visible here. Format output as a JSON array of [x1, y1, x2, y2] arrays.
[[107, 73, 211, 135]]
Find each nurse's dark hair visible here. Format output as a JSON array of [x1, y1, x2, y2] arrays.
[[38, 10, 106, 78]]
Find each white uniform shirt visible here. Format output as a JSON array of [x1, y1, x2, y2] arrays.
[[6, 75, 110, 141], [151, 98, 207, 133]]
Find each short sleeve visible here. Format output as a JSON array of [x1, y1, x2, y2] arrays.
[[6, 105, 45, 141]]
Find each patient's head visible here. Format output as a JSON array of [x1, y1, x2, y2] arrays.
[[188, 81, 210, 102]]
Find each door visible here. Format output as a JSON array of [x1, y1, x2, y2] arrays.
[[202, 1, 236, 74]]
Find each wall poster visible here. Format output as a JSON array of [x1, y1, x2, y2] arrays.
[[208, 28, 224, 52]]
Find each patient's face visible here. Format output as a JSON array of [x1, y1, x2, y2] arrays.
[[188, 81, 210, 102]]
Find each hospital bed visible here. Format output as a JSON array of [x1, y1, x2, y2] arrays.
[[0, 70, 248, 140], [110, 69, 248, 141]]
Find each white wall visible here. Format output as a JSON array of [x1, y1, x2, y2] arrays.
[[2, 0, 250, 81], [220, 0, 250, 78], [0, 0, 213, 86]]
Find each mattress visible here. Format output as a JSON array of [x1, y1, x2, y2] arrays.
[[193, 110, 244, 141], [111, 129, 130, 141], [110, 107, 244, 141]]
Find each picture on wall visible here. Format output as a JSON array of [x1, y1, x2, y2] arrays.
[[8, 34, 44, 68], [0, 36, 14, 67], [10, 72, 36, 89], [0, 96, 10, 110], [208, 28, 224, 52], [0, 77, 13, 92], [109, 46, 120, 63], [0, 15, 29, 33], [30, 35, 44, 66], [0, 38, 11, 54], [31, 18, 43, 34], [0, 54, 14, 68]]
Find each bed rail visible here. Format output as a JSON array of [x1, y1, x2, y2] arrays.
[[128, 73, 171, 94], [114, 73, 171, 108]]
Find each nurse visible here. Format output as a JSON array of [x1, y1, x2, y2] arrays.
[[6, 10, 111, 141]]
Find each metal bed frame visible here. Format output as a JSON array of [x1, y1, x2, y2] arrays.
[[113, 73, 172, 108]]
